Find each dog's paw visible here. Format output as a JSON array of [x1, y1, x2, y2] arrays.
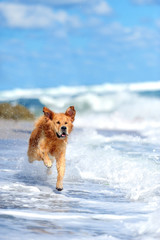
[[47, 168, 52, 175], [56, 187, 63, 191], [44, 160, 52, 168], [28, 157, 34, 163]]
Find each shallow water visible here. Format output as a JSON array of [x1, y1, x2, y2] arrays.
[[0, 127, 160, 240], [1, 82, 160, 239]]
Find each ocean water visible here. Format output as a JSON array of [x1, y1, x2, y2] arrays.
[[0, 81, 160, 239]]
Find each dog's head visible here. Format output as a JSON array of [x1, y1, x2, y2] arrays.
[[43, 106, 76, 139]]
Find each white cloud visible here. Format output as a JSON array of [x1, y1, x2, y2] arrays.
[[100, 22, 131, 36], [91, 1, 112, 15], [99, 22, 159, 48], [87, 1, 112, 15], [0, 2, 81, 28], [124, 26, 159, 48]]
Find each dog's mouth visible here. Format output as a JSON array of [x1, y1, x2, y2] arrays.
[[56, 132, 68, 139]]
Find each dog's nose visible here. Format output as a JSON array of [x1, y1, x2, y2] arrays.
[[61, 126, 67, 131]]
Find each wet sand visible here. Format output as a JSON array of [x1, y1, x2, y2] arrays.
[[0, 119, 144, 141], [0, 119, 33, 140]]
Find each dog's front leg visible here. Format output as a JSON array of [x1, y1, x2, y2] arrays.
[[38, 140, 52, 168], [56, 153, 66, 191], [43, 151, 52, 168]]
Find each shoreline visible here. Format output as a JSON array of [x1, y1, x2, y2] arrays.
[[0, 119, 144, 141], [0, 119, 34, 140]]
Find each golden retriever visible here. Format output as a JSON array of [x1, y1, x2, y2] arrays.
[[27, 106, 76, 191]]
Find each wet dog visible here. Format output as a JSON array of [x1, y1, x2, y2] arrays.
[[27, 106, 76, 191]]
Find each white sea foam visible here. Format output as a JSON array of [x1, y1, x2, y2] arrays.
[[1, 81, 160, 100], [15, 128, 160, 203], [0, 183, 40, 193], [0, 209, 138, 221], [126, 208, 160, 239], [1, 82, 160, 131], [64, 130, 160, 202], [1, 82, 160, 239], [4, 129, 159, 239]]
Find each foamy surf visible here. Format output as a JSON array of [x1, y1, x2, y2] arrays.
[[1, 82, 160, 239], [0, 209, 139, 221], [1, 81, 160, 131]]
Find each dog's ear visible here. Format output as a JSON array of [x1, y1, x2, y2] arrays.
[[65, 106, 76, 122], [43, 107, 54, 120]]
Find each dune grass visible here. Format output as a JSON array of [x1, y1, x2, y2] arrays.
[[0, 103, 35, 120]]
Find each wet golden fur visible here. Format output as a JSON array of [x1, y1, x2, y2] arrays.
[[27, 106, 76, 191]]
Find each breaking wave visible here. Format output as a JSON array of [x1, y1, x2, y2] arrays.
[[1, 81, 160, 130]]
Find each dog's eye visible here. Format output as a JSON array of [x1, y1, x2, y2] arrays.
[[56, 121, 60, 124], [65, 122, 68, 125]]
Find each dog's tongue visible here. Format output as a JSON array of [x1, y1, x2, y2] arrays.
[[62, 133, 66, 137]]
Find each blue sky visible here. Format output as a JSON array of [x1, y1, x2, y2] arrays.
[[0, 0, 160, 90]]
